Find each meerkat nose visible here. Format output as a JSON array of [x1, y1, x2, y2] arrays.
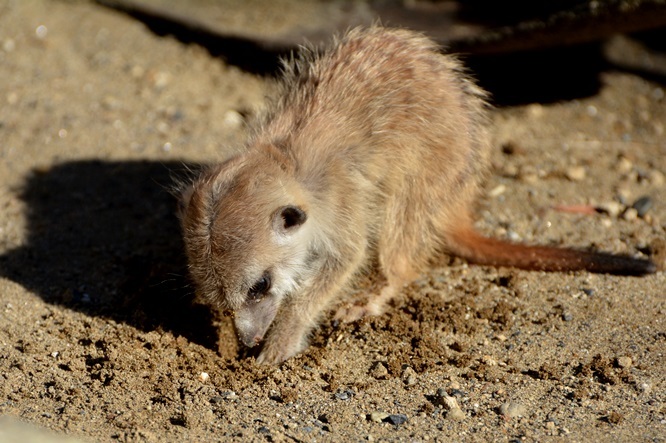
[[238, 330, 263, 348], [239, 335, 256, 348]]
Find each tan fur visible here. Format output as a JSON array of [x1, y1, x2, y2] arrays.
[[179, 27, 654, 364]]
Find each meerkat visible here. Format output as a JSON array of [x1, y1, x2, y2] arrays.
[[178, 27, 656, 365]]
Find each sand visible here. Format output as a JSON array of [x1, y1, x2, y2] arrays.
[[0, 1, 664, 441]]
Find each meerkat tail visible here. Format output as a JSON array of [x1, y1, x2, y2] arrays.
[[446, 226, 656, 276]]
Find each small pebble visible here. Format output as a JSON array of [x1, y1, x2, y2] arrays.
[[152, 71, 171, 89], [437, 389, 462, 414], [210, 391, 236, 402], [157, 121, 169, 134], [446, 407, 466, 421], [481, 355, 498, 366], [335, 389, 353, 400], [499, 402, 526, 418], [623, 208, 638, 221], [198, 372, 209, 382], [503, 163, 519, 177], [615, 157, 633, 174], [565, 166, 586, 181], [401, 366, 417, 386], [636, 381, 651, 394], [370, 362, 389, 379], [596, 201, 623, 218], [35, 25, 48, 39], [386, 414, 408, 425], [631, 196, 652, 218], [649, 170, 664, 186], [520, 172, 539, 185], [562, 312, 573, 322], [616, 356, 633, 368], [369, 411, 389, 423], [223, 110, 244, 129]]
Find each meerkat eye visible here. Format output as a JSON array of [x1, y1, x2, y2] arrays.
[[248, 272, 271, 300]]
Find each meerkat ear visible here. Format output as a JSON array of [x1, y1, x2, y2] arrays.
[[273, 205, 307, 234]]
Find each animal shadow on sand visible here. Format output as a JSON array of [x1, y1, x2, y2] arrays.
[[0, 160, 224, 351], [100, 0, 666, 106]]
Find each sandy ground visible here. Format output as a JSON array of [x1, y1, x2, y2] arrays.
[[1, 1, 665, 442]]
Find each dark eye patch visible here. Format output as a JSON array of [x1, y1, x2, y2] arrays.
[[248, 271, 271, 300]]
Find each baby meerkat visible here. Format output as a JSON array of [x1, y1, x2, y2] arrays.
[[179, 27, 655, 364]]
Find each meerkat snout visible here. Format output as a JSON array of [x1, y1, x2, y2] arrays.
[[234, 283, 280, 348]]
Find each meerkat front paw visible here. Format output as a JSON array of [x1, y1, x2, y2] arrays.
[[256, 327, 309, 365]]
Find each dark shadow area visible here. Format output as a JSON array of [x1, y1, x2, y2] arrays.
[[97, 0, 290, 76], [0, 160, 222, 350], [463, 28, 666, 106], [95, 0, 615, 106], [610, 28, 666, 86], [635, 27, 666, 52], [137, 18, 289, 77], [463, 43, 608, 107], [456, 0, 587, 27], [95, 0, 666, 106]]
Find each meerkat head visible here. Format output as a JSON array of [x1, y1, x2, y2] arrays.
[[179, 147, 317, 349]]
